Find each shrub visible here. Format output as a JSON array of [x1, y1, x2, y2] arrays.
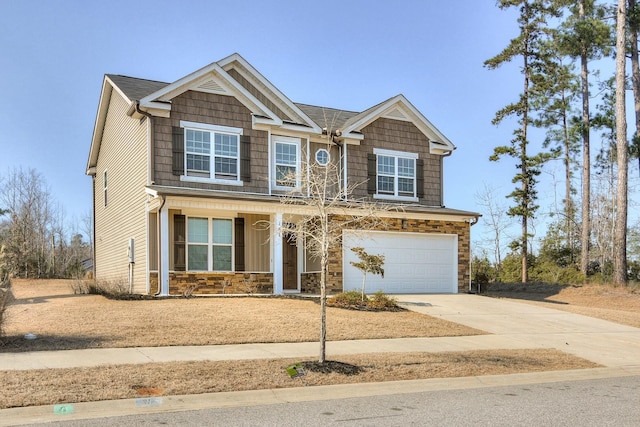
[[327, 290, 364, 307], [70, 279, 92, 295], [327, 290, 400, 311], [0, 275, 14, 341], [72, 278, 130, 298], [367, 291, 398, 309]]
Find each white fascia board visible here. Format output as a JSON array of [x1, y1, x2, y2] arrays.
[[138, 61, 222, 105], [219, 53, 323, 133], [88, 77, 124, 174], [397, 96, 456, 152], [342, 94, 456, 154], [139, 63, 282, 124], [145, 187, 159, 198]]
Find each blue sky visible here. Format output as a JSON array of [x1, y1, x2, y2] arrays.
[[2, 0, 628, 256]]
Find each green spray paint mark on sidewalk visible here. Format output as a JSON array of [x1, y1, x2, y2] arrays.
[[53, 404, 75, 415]]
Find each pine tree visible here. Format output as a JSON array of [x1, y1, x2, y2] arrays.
[[557, 0, 612, 277], [485, 0, 560, 283]]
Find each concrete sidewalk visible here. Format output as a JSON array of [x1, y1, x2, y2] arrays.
[[394, 294, 640, 368], [1, 294, 639, 370], [2, 294, 640, 426]]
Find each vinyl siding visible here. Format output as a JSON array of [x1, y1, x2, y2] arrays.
[[348, 117, 442, 206], [93, 90, 149, 293], [240, 213, 270, 271]]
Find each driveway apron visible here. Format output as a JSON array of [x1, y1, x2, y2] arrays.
[[395, 294, 640, 368]]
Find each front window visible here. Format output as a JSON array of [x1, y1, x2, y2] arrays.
[[273, 137, 301, 189], [375, 149, 417, 199], [187, 217, 233, 271], [182, 121, 242, 183]]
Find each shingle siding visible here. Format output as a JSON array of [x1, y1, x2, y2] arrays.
[[94, 90, 149, 293], [153, 91, 270, 194], [348, 117, 442, 206]]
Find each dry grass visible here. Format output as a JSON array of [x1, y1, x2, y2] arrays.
[[0, 349, 599, 409], [1, 279, 484, 352], [0, 279, 609, 409], [486, 282, 640, 328]]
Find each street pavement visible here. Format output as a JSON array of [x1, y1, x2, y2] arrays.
[[2, 294, 640, 426]]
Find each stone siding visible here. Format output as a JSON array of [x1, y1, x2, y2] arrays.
[[301, 216, 471, 294], [148, 271, 273, 295]]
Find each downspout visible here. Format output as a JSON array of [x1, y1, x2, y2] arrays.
[[468, 216, 479, 293], [134, 101, 155, 185], [440, 149, 453, 208], [92, 175, 97, 280], [133, 101, 155, 294], [154, 195, 166, 296]]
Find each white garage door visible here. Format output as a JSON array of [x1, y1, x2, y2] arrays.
[[343, 230, 458, 294]]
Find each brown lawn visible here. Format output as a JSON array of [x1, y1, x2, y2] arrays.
[[0, 279, 613, 409], [485, 282, 640, 328], [1, 279, 484, 352]]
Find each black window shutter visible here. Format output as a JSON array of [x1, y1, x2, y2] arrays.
[[367, 153, 377, 194], [234, 217, 245, 272], [174, 214, 186, 271], [240, 135, 251, 182], [172, 127, 184, 176], [416, 158, 424, 198]]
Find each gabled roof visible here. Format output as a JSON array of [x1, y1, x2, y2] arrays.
[[294, 103, 360, 131], [88, 54, 456, 175], [106, 75, 168, 102], [341, 94, 456, 152]]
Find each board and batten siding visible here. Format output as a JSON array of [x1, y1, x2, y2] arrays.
[[348, 117, 443, 206], [93, 90, 149, 293]]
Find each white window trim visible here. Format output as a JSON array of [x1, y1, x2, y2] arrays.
[[272, 135, 302, 191], [179, 121, 244, 185], [185, 216, 234, 272], [315, 148, 330, 166], [373, 148, 419, 201], [180, 121, 243, 135]]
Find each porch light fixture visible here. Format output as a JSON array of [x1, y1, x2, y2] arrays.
[[402, 219, 408, 229]]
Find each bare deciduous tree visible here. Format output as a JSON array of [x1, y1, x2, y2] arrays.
[[263, 129, 393, 363]]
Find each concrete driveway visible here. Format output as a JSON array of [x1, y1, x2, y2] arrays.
[[394, 293, 640, 368]]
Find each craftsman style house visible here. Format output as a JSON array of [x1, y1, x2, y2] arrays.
[[87, 53, 479, 296]]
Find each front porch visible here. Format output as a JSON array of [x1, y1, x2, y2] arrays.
[[147, 196, 328, 296]]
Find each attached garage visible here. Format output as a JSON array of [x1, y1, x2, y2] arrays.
[[342, 230, 458, 294]]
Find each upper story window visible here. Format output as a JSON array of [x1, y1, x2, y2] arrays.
[[176, 121, 245, 185], [372, 148, 419, 202], [315, 148, 330, 166], [272, 136, 301, 190]]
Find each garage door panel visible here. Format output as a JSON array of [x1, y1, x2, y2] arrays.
[[343, 231, 457, 294]]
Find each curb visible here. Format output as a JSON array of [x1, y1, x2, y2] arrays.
[[2, 366, 640, 426]]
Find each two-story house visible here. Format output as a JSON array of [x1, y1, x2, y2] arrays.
[[86, 53, 479, 296]]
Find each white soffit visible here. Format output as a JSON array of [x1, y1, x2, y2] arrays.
[[196, 78, 228, 95], [382, 106, 411, 121]]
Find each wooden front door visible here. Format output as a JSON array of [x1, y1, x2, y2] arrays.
[[283, 234, 298, 291]]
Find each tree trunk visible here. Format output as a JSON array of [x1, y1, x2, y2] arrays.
[[562, 89, 574, 262], [613, 0, 628, 285], [631, 0, 640, 175], [522, 16, 530, 284], [319, 253, 327, 363], [579, 0, 591, 279]]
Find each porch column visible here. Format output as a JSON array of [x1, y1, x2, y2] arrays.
[[159, 205, 170, 296], [273, 212, 283, 295]]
